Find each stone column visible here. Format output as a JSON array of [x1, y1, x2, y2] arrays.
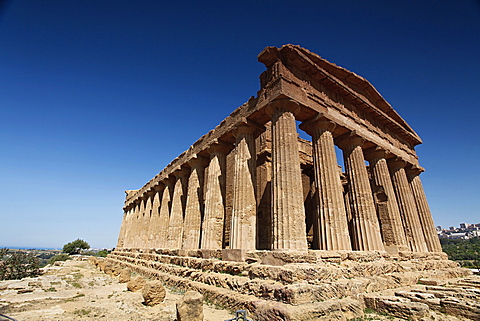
[[201, 143, 229, 249], [388, 158, 428, 252], [256, 123, 272, 250], [300, 117, 351, 250], [140, 192, 154, 248], [146, 185, 162, 248], [116, 210, 127, 248], [122, 206, 134, 248], [365, 148, 408, 253], [132, 198, 145, 248], [230, 123, 257, 250], [336, 134, 384, 251], [406, 166, 442, 252], [156, 177, 175, 248], [265, 99, 307, 251], [167, 168, 189, 249], [182, 156, 208, 249]]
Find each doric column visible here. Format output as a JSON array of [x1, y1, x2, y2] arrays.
[[365, 148, 408, 253], [182, 156, 209, 249], [406, 166, 442, 252], [300, 116, 351, 250], [388, 158, 428, 252], [265, 99, 307, 251], [156, 177, 175, 248], [201, 142, 229, 249], [140, 192, 154, 248], [132, 198, 145, 248], [116, 210, 128, 248], [146, 185, 162, 248], [167, 168, 189, 249], [230, 123, 257, 250], [122, 206, 135, 247], [336, 134, 384, 251], [256, 122, 272, 250]]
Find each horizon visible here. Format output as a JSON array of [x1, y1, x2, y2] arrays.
[[1, 1, 479, 249]]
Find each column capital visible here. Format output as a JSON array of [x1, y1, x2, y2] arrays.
[[265, 98, 301, 117], [299, 114, 336, 136], [153, 183, 164, 192], [405, 164, 425, 176], [364, 146, 388, 162], [335, 132, 365, 151], [207, 140, 232, 155], [162, 175, 176, 187], [172, 166, 190, 178], [187, 154, 210, 169], [234, 118, 265, 137], [387, 157, 407, 170]]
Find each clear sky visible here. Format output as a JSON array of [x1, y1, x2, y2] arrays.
[[1, 1, 479, 249]]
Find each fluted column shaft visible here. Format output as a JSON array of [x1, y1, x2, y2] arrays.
[[301, 118, 351, 250], [201, 144, 229, 249], [389, 159, 428, 252], [231, 124, 257, 250], [266, 99, 307, 250], [133, 199, 145, 248], [146, 186, 162, 248], [167, 169, 189, 249], [116, 211, 128, 248], [337, 135, 384, 251], [140, 193, 153, 248], [407, 167, 442, 252], [156, 178, 174, 248], [366, 150, 408, 252], [123, 207, 134, 247], [182, 157, 208, 249]]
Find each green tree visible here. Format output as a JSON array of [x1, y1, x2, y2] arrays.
[[48, 253, 71, 265], [0, 248, 41, 280], [62, 239, 90, 255]]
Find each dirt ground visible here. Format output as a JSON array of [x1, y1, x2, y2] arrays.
[[0, 258, 235, 321]]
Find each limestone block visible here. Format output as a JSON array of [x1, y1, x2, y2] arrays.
[[127, 275, 146, 292], [363, 294, 429, 320], [176, 291, 204, 321], [103, 262, 114, 275], [112, 265, 122, 276], [118, 268, 131, 283], [142, 280, 166, 306], [97, 260, 107, 271]]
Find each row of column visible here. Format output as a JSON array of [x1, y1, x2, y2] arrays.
[[117, 99, 441, 253]]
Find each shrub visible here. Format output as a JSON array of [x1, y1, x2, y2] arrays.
[[48, 253, 71, 265], [0, 248, 41, 280], [96, 250, 109, 257]]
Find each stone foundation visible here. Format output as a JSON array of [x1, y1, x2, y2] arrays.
[[107, 249, 476, 320]]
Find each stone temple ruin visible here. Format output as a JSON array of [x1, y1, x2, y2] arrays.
[[108, 45, 479, 320]]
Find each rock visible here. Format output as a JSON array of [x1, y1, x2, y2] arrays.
[[104, 262, 115, 275], [127, 275, 146, 292], [98, 260, 107, 271], [118, 268, 131, 283], [176, 291, 204, 321], [112, 265, 122, 276], [142, 280, 166, 306], [364, 294, 429, 320]]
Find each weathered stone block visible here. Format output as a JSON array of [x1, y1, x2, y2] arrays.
[[142, 280, 166, 306], [176, 291, 204, 321], [127, 275, 146, 292]]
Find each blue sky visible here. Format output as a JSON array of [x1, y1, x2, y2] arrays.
[[1, 1, 479, 249]]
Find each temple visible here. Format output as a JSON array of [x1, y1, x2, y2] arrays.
[[108, 45, 476, 320], [115, 44, 441, 255]]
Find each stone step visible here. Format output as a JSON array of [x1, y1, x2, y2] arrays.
[[107, 257, 365, 321], [108, 253, 462, 305]]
